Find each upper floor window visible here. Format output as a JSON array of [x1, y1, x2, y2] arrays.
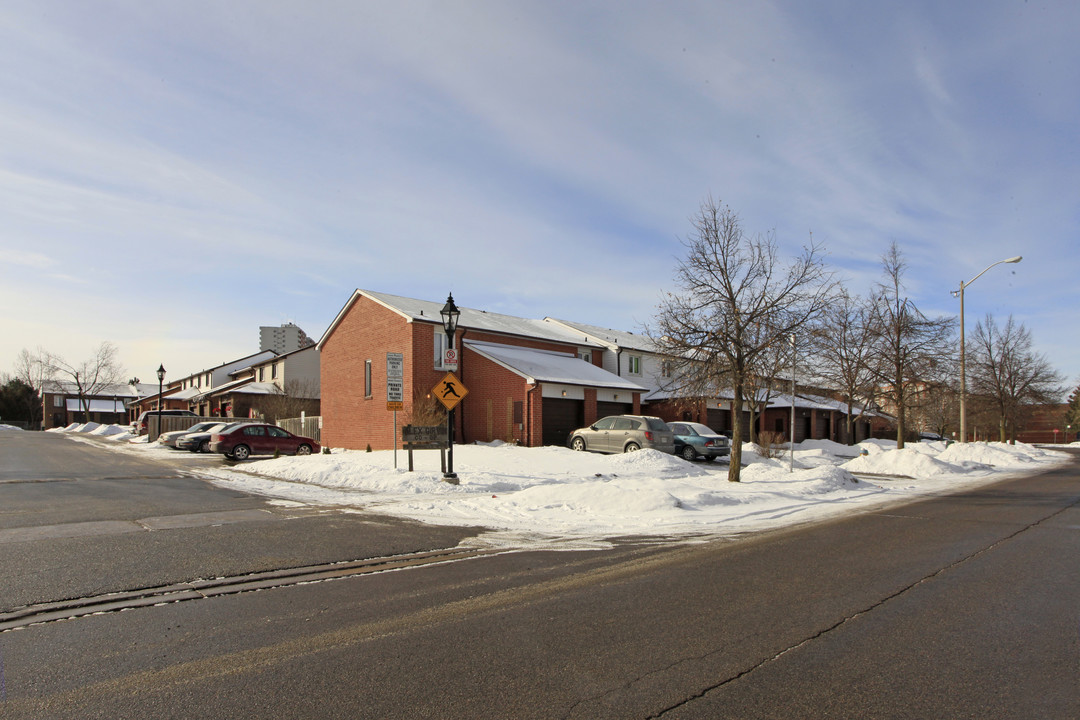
[[661, 359, 672, 378], [258, 367, 265, 382], [433, 328, 447, 369], [272, 363, 279, 380], [627, 355, 642, 376], [577, 350, 592, 363], [53, 395, 64, 407]]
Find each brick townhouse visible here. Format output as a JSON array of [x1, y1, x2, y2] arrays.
[[317, 290, 648, 450]]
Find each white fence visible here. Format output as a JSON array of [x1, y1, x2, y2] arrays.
[[277, 416, 322, 444]]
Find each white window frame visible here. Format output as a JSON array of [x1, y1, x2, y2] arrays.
[[364, 359, 372, 398], [433, 328, 447, 370], [627, 355, 642, 376], [577, 350, 592, 363]]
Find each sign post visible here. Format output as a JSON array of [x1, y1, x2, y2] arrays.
[[387, 352, 404, 467], [432, 372, 468, 482]]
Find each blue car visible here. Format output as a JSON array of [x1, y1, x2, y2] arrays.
[[668, 422, 731, 462]]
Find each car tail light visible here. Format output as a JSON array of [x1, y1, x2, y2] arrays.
[[704, 440, 714, 448], [644, 431, 653, 441]]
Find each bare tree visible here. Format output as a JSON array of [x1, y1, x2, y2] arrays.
[[869, 243, 954, 449], [259, 379, 320, 422], [41, 342, 127, 422], [808, 290, 881, 444], [969, 314, 1064, 442], [12, 347, 50, 428], [650, 198, 836, 481]]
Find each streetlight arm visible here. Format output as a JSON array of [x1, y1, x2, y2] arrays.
[[960, 256, 1022, 290]]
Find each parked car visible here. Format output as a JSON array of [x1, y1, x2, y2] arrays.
[[158, 421, 222, 448], [668, 421, 731, 462], [134, 409, 197, 436], [177, 422, 242, 453], [567, 415, 675, 454], [209, 423, 320, 460]]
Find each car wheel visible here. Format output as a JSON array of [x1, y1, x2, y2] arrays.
[[571, 436, 586, 452], [199, 440, 210, 453], [296, 444, 312, 456], [681, 445, 697, 461], [232, 444, 251, 461], [624, 442, 640, 453]]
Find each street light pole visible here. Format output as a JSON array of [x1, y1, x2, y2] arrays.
[[952, 256, 1022, 443], [440, 294, 461, 482], [789, 333, 796, 473], [155, 364, 166, 442]]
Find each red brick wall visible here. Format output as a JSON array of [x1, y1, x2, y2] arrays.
[[321, 295, 417, 450], [458, 350, 530, 444], [323, 302, 600, 449]]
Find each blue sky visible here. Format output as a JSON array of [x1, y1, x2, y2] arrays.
[[2, 1, 1077, 389]]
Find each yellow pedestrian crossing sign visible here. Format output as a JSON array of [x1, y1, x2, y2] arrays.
[[433, 373, 468, 410]]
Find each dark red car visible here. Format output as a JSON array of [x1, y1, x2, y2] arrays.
[[209, 423, 320, 460]]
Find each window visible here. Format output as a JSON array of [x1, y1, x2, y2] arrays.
[[593, 417, 616, 430], [513, 401, 523, 424], [577, 350, 592, 363], [272, 363, 278, 380], [434, 329, 446, 369], [268, 427, 289, 437], [242, 426, 267, 436], [258, 367, 265, 382], [53, 395, 63, 407], [364, 359, 372, 398], [661, 360, 672, 378], [627, 355, 642, 376]]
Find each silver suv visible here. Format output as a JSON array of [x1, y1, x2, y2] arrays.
[[568, 415, 676, 454]]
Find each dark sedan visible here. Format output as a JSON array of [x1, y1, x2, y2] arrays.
[[668, 422, 730, 462], [209, 423, 320, 460]]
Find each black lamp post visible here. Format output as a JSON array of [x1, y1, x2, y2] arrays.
[[156, 364, 166, 442], [440, 293, 460, 481]]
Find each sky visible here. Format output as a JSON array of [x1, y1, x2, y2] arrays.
[[2, 1, 1077, 388]]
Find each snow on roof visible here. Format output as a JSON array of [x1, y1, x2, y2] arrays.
[[225, 382, 282, 396], [191, 376, 255, 401], [544, 318, 658, 353], [45, 381, 139, 398], [465, 340, 647, 390], [320, 290, 606, 349], [65, 398, 126, 413], [165, 387, 204, 401]]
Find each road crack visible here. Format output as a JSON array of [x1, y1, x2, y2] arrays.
[[642, 496, 1080, 718]]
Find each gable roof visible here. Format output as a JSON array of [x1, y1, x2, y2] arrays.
[[318, 289, 605, 350], [464, 340, 647, 390], [543, 318, 659, 353]]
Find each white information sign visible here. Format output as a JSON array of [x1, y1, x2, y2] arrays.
[[444, 347, 458, 371]]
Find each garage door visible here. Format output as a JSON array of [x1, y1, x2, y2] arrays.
[[596, 401, 632, 420], [707, 408, 730, 433], [542, 398, 584, 447]]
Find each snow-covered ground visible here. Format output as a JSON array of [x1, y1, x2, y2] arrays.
[[34, 422, 1073, 550]]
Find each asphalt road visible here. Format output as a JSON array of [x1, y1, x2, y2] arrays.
[[1, 429, 1078, 719]]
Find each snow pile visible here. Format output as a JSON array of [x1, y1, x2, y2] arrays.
[[842, 447, 968, 477], [942, 440, 1060, 467], [0, 424, 23, 431], [53, 425, 1070, 544]]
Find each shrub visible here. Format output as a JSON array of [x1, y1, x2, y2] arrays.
[[756, 431, 787, 459]]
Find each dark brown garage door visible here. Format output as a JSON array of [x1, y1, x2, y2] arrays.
[[707, 408, 731, 433], [542, 397, 584, 447], [596, 401, 632, 420]]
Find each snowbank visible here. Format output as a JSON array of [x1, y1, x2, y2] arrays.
[[50, 425, 1070, 545]]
